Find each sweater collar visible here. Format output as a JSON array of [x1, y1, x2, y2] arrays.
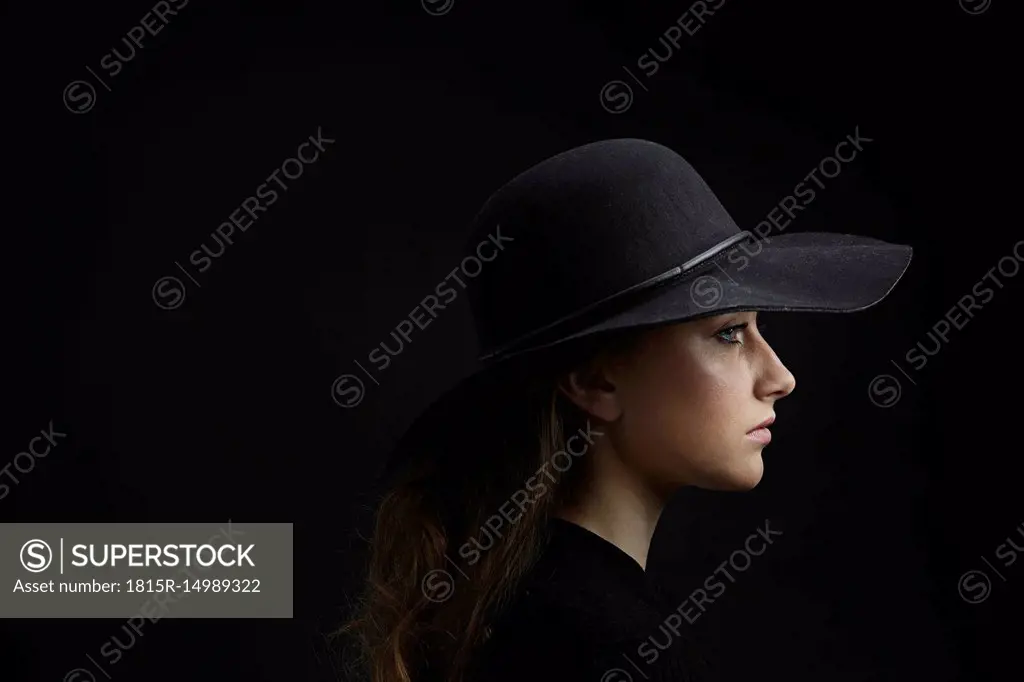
[[544, 516, 653, 591]]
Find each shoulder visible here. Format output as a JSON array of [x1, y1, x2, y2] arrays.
[[469, 581, 700, 682], [468, 580, 712, 682], [465, 581, 593, 680]]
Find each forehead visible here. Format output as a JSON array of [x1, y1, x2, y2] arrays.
[[601, 309, 762, 360], [636, 310, 758, 346], [679, 309, 759, 330]]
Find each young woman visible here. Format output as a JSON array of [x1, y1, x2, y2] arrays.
[[338, 138, 912, 681]]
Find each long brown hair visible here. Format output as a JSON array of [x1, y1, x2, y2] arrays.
[[336, 330, 644, 682]]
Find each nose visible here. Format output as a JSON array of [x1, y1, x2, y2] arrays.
[[755, 341, 796, 401]]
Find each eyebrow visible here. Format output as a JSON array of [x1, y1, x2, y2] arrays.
[[725, 309, 758, 321]]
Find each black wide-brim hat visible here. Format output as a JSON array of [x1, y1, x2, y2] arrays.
[[379, 138, 912, 482]]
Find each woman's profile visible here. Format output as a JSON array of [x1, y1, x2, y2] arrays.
[[337, 138, 913, 682]]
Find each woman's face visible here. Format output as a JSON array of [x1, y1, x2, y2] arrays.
[[582, 310, 796, 491]]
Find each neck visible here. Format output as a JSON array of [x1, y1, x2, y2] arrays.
[[554, 448, 670, 571]]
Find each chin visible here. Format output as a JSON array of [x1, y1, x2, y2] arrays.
[[698, 453, 765, 491]]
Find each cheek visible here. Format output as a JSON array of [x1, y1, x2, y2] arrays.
[[620, 359, 745, 470]]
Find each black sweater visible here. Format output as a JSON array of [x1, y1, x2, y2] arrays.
[[465, 517, 712, 682]]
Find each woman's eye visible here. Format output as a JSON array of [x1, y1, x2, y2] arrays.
[[716, 323, 748, 345]]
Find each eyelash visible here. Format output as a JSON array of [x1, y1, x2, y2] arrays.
[[715, 321, 768, 345]]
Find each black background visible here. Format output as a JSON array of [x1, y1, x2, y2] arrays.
[[4, 0, 1020, 680]]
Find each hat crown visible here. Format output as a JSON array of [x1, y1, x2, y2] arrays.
[[462, 138, 742, 359]]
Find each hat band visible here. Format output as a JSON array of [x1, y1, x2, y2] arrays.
[[480, 229, 754, 362]]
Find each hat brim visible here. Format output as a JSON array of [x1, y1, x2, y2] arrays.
[[500, 231, 913, 358], [379, 232, 911, 482]]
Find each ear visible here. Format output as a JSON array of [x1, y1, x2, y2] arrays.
[[556, 360, 623, 423]]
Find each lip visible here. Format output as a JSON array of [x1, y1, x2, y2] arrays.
[[748, 415, 775, 433], [746, 427, 772, 445]]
